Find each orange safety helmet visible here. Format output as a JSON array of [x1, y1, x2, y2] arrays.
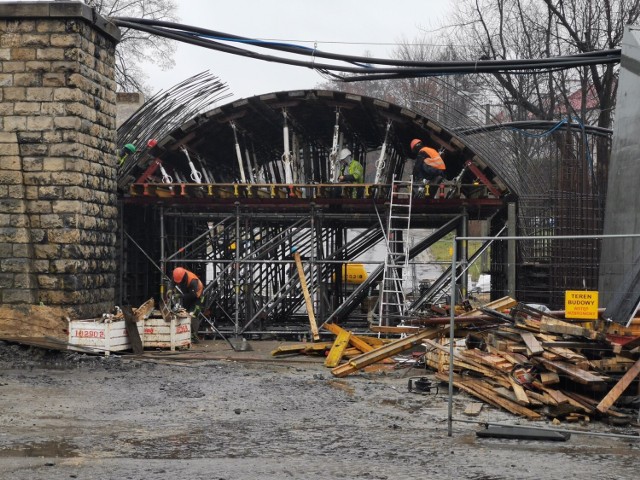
[[410, 138, 423, 151], [172, 267, 187, 283]]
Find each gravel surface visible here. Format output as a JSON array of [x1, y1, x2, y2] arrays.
[[0, 339, 638, 480]]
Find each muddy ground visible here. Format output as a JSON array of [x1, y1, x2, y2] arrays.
[[0, 339, 638, 480]]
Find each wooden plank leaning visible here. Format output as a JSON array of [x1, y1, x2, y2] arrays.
[[520, 332, 544, 355], [596, 357, 640, 414], [293, 252, 320, 341], [122, 305, 144, 355]]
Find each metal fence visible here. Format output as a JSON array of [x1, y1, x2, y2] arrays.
[[435, 233, 640, 440]]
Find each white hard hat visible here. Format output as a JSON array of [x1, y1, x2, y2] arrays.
[[339, 148, 351, 161]]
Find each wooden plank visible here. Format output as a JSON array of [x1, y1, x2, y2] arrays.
[[493, 350, 529, 365], [494, 386, 542, 407], [537, 386, 568, 405], [436, 372, 541, 420], [133, 298, 155, 322], [508, 377, 531, 405], [545, 346, 587, 364], [596, 357, 640, 414], [536, 358, 607, 386], [521, 317, 542, 332], [562, 391, 596, 413], [461, 349, 512, 372], [540, 372, 560, 385], [520, 332, 544, 355], [589, 356, 636, 373], [271, 342, 332, 356], [122, 305, 144, 355], [463, 402, 484, 416], [332, 328, 442, 377], [507, 345, 528, 354], [540, 316, 601, 340], [325, 330, 351, 367], [526, 390, 555, 406], [293, 252, 320, 341], [458, 296, 517, 318]]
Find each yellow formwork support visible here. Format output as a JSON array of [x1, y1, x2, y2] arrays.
[[325, 330, 351, 368]]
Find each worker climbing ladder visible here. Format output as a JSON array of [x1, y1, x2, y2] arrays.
[[379, 176, 413, 326]]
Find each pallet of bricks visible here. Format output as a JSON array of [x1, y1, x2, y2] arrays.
[[422, 299, 640, 423]]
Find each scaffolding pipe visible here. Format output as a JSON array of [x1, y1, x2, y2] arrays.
[[243, 141, 256, 183], [448, 235, 456, 437], [329, 109, 341, 183], [282, 109, 293, 184], [234, 202, 241, 336], [230, 121, 247, 183], [160, 205, 166, 298], [374, 120, 392, 184]]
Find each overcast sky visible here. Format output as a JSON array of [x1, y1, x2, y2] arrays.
[[144, 0, 453, 100]]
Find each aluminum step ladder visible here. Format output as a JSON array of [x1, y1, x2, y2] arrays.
[[378, 176, 413, 326]]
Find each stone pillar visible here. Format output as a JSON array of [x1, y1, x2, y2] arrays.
[[0, 2, 120, 318]]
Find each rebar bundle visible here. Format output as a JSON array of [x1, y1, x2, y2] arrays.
[[116, 71, 231, 190]]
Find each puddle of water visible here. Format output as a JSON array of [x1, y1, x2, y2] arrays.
[[0, 440, 79, 458]]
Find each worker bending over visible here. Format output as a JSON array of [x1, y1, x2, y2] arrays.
[[172, 267, 204, 342], [172, 267, 203, 312], [410, 139, 446, 196]]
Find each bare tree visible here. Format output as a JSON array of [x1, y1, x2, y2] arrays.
[[439, 0, 640, 188], [86, 0, 179, 94], [446, 0, 640, 129]]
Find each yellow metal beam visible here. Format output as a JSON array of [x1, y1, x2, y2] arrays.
[[325, 330, 351, 367], [323, 323, 374, 353]]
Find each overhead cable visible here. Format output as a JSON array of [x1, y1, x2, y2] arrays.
[[110, 17, 621, 79]]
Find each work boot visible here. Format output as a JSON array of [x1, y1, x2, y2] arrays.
[[190, 315, 201, 344]]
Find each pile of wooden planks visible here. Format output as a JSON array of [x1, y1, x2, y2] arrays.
[[423, 302, 640, 421], [273, 296, 640, 423]]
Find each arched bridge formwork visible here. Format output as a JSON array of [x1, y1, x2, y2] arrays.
[[117, 86, 510, 336]]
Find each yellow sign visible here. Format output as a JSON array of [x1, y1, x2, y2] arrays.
[[565, 290, 599, 319]]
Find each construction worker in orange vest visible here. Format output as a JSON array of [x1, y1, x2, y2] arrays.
[[172, 267, 204, 342], [172, 267, 203, 312], [410, 138, 446, 196]]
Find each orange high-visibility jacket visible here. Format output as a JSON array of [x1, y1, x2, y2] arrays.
[[418, 146, 446, 170], [178, 269, 203, 297]]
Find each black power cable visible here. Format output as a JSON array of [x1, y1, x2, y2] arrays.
[[110, 17, 621, 79]]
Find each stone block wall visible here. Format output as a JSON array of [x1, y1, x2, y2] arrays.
[[0, 2, 121, 318]]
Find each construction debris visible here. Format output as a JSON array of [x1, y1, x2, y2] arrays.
[[286, 297, 640, 424]]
